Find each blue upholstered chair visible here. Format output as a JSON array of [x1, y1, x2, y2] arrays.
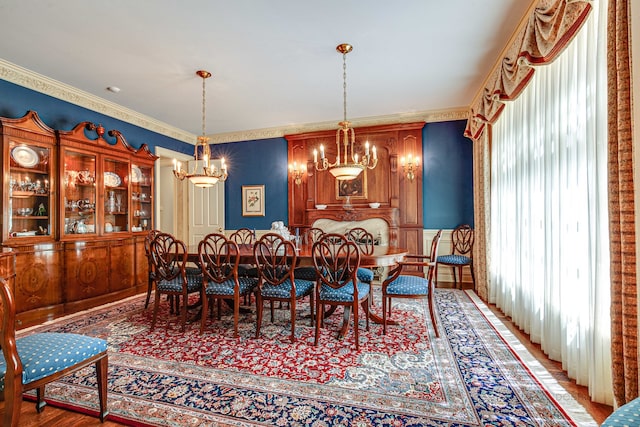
[[0, 277, 108, 425], [253, 233, 315, 343], [381, 229, 443, 337], [150, 232, 203, 332], [228, 227, 258, 278], [436, 224, 475, 289], [312, 233, 370, 350], [601, 397, 640, 426], [198, 233, 258, 337], [293, 227, 325, 281], [346, 227, 376, 286], [143, 229, 162, 309]]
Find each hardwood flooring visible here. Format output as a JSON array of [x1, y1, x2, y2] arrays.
[[1, 285, 613, 426]]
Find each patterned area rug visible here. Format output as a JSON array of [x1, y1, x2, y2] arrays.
[[22, 289, 597, 426]]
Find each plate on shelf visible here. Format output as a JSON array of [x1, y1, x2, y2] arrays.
[[104, 171, 122, 187], [131, 165, 143, 183], [11, 146, 39, 168], [14, 231, 37, 237]]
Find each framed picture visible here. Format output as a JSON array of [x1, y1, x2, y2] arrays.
[[242, 185, 265, 216], [336, 172, 367, 199]]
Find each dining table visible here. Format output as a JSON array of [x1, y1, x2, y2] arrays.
[[187, 241, 409, 340]]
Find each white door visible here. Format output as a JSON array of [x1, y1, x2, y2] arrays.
[[188, 159, 225, 245]]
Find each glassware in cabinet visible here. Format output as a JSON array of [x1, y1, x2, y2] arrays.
[[8, 141, 52, 238], [103, 157, 129, 233], [131, 163, 152, 232], [62, 149, 96, 236]]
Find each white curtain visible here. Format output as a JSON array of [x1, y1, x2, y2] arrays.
[[489, 0, 612, 405]]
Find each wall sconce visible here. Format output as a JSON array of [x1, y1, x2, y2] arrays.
[[400, 154, 420, 182], [289, 161, 306, 185]]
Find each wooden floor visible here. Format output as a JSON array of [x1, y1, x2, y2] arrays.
[[2, 283, 613, 426]]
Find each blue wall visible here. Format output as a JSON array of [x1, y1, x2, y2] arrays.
[[0, 79, 474, 230], [0, 80, 192, 155], [221, 138, 289, 230], [423, 120, 474, 228]]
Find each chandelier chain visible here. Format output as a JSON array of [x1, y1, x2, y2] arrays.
[[201, 74, 207, 137], [343, 52, 348, 123]]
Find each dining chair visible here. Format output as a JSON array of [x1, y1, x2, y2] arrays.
[[381, 229, 443, 337], [312, 233, 370, 350], [436, 224, 475, 289], [346, 227, 376, 286], [253, 233, 315, 343], [143, 229, 162, 309], [0, 277, 109, 426], [198, 233, 258, 337], [293, 227, 326, 281], [150, 232, 203, 332]]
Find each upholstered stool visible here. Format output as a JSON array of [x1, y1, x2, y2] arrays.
[[601, 397, 640, 426]]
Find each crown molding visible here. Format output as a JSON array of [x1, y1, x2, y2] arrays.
[[0, 59, 195, 144], [207, 108, 470, 144], [0, 59, 469, 146]]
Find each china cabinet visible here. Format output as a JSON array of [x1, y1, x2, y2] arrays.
[[1, 112, 157, 328]]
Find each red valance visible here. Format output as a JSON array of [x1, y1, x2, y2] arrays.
[[465, 0, 592, 140]]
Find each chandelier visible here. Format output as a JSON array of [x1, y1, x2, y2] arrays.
[[173, 70, 228, 188], [314, 43, 377, 181]]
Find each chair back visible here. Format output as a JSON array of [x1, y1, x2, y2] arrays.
[[0, 277, 22, 388], [150, 232, 188, 282], [312, 233, 360, 290], [253, 233, 296, 286], [144, 230, 162, 268], [429, 229, 443, 263], [346, 227, 375, 255], [451, 224, 474, 256], [303, 227, 325, 245], [229, 227, 256, 247], [198, 233, 239, 284]]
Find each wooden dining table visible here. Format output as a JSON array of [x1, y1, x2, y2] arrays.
[[187, 242, 409, 340]]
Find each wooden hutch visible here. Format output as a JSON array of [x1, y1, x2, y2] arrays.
[[286, 122, 425, 255], [1, 111, 157, 328]]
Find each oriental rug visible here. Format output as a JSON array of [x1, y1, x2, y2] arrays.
[[21, 289, 597, 426]]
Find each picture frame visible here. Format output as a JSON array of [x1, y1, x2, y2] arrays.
[[242, 185, 265, 216], [336, 171, 367, 199]]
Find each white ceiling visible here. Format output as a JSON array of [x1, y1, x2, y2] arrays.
[[0, 0, 532, 141]]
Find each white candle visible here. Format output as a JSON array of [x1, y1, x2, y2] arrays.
[[415, 156, 420, 165], [400, 156, 405, 166], [354, 153, 358, 163], [313, 149, 318, 163], [320, 145, 325, 159], [372, 146, 377, 160], [365, 141, 370, 155], [173, 158, 177, 171]]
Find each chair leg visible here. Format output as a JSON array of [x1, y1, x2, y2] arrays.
[[469, 262, 476, 290], [200, 295, 209, 334], [180, 293, 188, 332], [353, 303, 359, 350], [451, 266, 458, 288], [151, 289, 161, 331], [428, 294, 440, 338], [314, 300, 324, 346], [382, 295, 389, 335], [4, 375, 22, 427], [35, 385, 46, 413], [289, 299, 296, 343], [144, 278, 153, 309], [255, 294, 263, 339], [96, 355, 109, 422]]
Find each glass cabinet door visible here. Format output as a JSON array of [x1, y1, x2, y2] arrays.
[[8, 141, 52, 238], [131, 163, 152, 232], [62, 149, 97, 236], [103, 157, 129, 233]]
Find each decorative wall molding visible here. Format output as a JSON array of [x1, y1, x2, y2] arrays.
[[0, 59, 195, 144], [1, 59, 469, 146]]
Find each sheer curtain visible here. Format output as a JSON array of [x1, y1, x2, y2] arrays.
[[489, 0, 613, 405]]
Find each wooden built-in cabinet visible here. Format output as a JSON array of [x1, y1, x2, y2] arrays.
[[286, 122, 425, 254], [0, 111, 157, 328]]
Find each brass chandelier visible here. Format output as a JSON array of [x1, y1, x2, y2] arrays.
[[314, 43, 377, 181], [173, 70, 228, 188]]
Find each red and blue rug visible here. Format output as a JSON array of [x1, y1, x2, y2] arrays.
[[22, 289, 596, 426]]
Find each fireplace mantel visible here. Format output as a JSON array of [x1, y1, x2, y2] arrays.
[[307, 207, 399, 246]]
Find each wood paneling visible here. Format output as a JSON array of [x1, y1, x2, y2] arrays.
[[286, 122, 425, 255]]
